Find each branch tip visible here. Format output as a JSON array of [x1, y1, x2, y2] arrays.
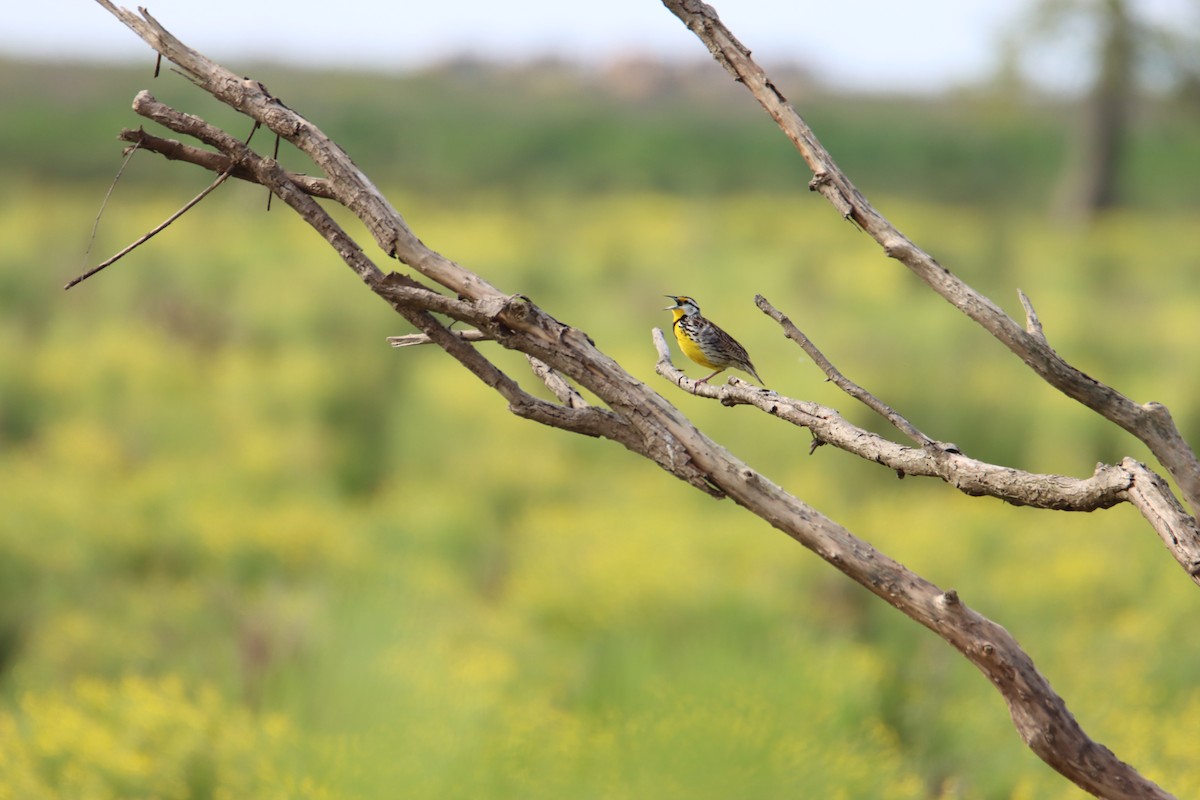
[[66, 164, 233, 290], [1017, 289, 1045, 339]]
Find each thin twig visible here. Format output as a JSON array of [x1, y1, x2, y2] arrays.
[[118, 128, 337, 199], [527, 355, 590, 409], [267, 132, 280, 211], [81, 138, 141, 270], [755, 294, 934, 448], [387, 329, 491, 347], [1019, 289, 1045, 339], [65, 165, 234, 290]]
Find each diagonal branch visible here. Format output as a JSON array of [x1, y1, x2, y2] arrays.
[[755, 294, 934, 448]]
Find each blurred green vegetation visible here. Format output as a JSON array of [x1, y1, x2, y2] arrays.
[[8, 56, 1200, 207], [2, 57, 1200, 798]]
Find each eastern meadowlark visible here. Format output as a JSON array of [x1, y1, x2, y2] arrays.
[[664, 295, 762, 387]]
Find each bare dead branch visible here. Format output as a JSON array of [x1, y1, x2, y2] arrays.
[[527, 356, 591, 409], [81, 137, 141, 271], [386, 330, 491, 348], [1119, 458, 1200, 579], [658, 0, 1200, 519], [759, 295, 1200, 583], [125, 91, 388, 289], [754, 294, 935, 448], [662, 400, 1175, 800], [376, 275, 488, 323], [96, 0, 504, 302], [394, 298, 621, 442], [1018, 288, 1046, 338], [653, 328, 1136, 513], [65, 163, 233, 290], [119, 127, 337, 199], [115, 82, 705, 493]]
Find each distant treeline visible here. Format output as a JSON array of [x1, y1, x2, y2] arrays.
[[5, 56, 1200, 208]]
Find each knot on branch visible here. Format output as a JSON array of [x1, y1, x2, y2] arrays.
[[504, 295, 533, 322], [477, 293, 529, 322], [681, 0, 720, 21], [479, 293, 585, 349], [882, 238, 916, 261], [934, 589, 960, 612]]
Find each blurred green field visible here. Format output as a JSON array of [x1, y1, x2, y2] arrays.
[[2, 59, 1200, 798]]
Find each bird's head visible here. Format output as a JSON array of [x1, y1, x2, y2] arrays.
[[664, 295, 701, 316]]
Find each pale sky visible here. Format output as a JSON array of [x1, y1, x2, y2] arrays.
[[5, 0, 1198, 92]]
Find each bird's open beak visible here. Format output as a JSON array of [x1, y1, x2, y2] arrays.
[[663, 295, 681, 310]]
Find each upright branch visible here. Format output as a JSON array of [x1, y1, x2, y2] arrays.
[[85, 1, 1193, 796]]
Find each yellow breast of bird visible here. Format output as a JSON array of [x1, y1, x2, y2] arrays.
[[673, 319, 722, 369]]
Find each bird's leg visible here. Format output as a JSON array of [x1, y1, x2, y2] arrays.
[[693, 368, 724, 393]]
